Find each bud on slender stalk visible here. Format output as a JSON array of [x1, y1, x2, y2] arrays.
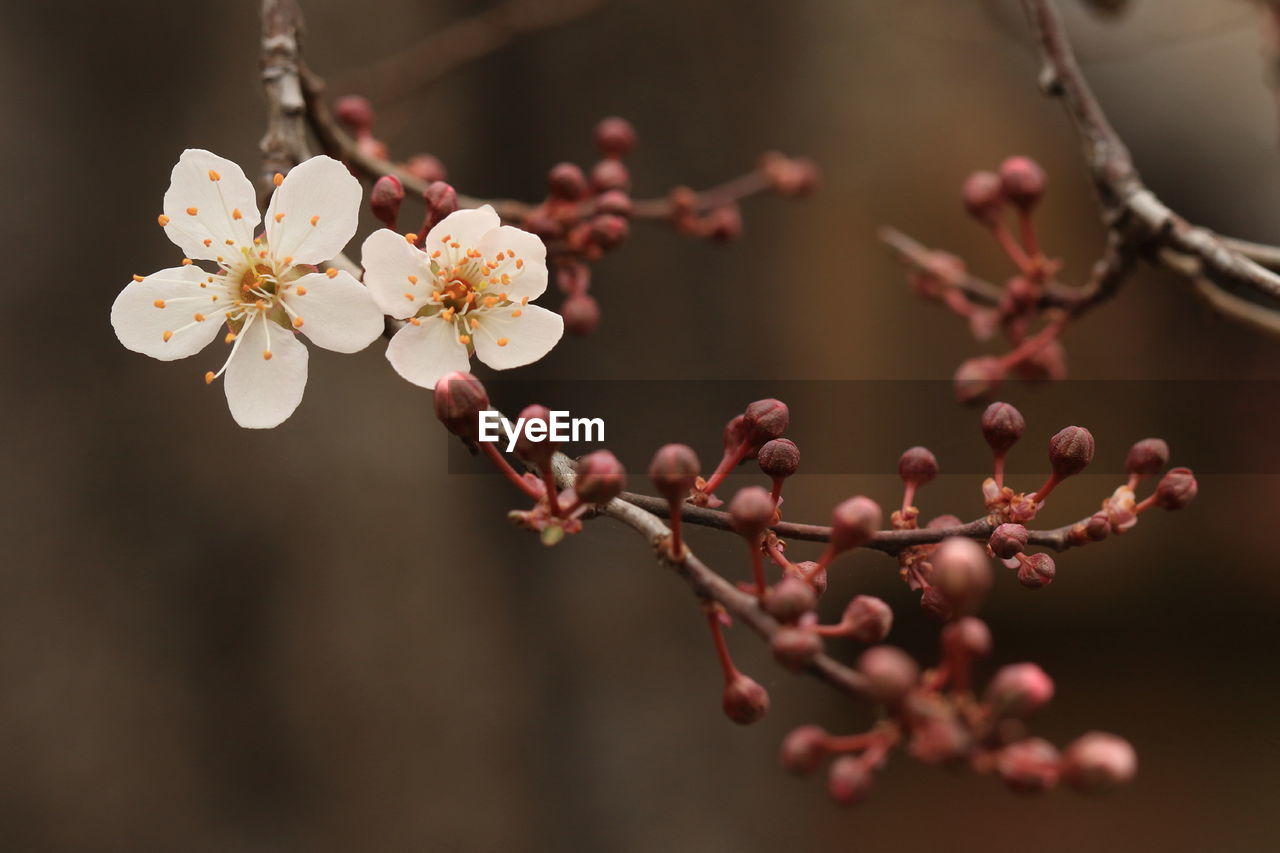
[[561, 294, 601, 336], [333, 94, 375, 133], [728, 486, 774, 540], [594, 116, 637, 158], [771, 627, 823, 670], [962, 171, 1005, 223], [547, 162, 589, 201], [996, 738, 1061, 793], [722, 674, 770, 725], [433, 372, 489, 441], [758, 438, 800, 479], [1062, 732, 1138, 793], [574, 450, 626, 505], [819, 497, 883, 567], [1154, 467, 1197, 510], [998, 156, 1047, 212], [931, 537, 994, 615], [827, 756, 873, 806], [513, 404, 556, 468], [591, 159, 632, 193], [649, 444, 700, 502], [989, 523, 1028, 559], [1016, 553, 1056, 589], [898, 446, 939, 487], [762, 577, 817, 623], [742, 398, 790, 447], [420, 181, 459, 235], [857, 646, 919, 705], [954, 357, 1005, 403], [981, 401, 1026, 453], [369, 175, 404, 229], [985, 663, 1054, 717], [595, 189, 633, 218], [1125, 437, 1170, 480], [1048, 426, 1095, 478], [842, 595, 893, 643], [942, 617, 993, 659], [781, 725, 829, 776]]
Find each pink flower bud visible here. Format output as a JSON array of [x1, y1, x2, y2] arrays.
[[857, 646, 919, 705], [1048, 426, 1095, 478], [998, 156, 1047, 211], [780, 725, 828, 775], [432, 372, 489, 441], [594, 189, 633, 218], [547, 162, 589, 201], [405, 153, 447, 183], [989, 523, 1028, 559], [898, 446, 939, 486], [828, 497, 883, 554], [1154, 467, 1197, 510], [591, 159, 632, 193], [513, 405, 556, 468], [333, 94, 375, 132], [771, 626, 823, 670], [954, 357, 1005, 403], [593, 116, 637, 158], [931, 537, 994, 615], [707, 205, 743, 242], [844, 595, 893, 643], [762, 576, 817, 623], [743, 398, 790, 447], [981, 401, 1026, 453], [369, 175, 404, 229], [919, 585, 953, 622], [791, 561, 828, 597], [727, 486, 774, 539], [1125, 438, 1170, 478], [942, 617, 993, 658], [421, 181, 459, 233], [722, 674, 769, 725], [1061, 732, 1137, 793], [649, 444, 700, 503], [962, 170, 1005, 223], [574, 450, 626, 504], [1016, 553, 1056, 589], [985, 663, 1055, 717], [589, 213, 630, 250], [561, 294, 600, 336], [1085, 511, 1111, 541], [927, 514, 964, 529], [996, 737, 1061, 793], [827, 756, 873, 806], [908, 714, 972, 765], [757, 438, 800, 479]]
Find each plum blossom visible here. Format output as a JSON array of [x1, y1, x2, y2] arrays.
[[361, 205, 562, 389], [111, 149, 384, 428]]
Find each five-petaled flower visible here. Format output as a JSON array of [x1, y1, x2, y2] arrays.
[[111, 149, 384, 428], [361, 205, 563, 389]]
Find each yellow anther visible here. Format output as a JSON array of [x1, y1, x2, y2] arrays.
[[325, 268, 338, 279], [450, 242, 461, 249], [469, 317, 479, 329], [208, 170, 221, 182], [310, 215, 319, 226], [515, 259, 524, 269], [500, 274, 510, 285], [495, 252, 505, 261], [232, 208, 242, 220], [407, 275, 418, 284], [194, 313, 205, 322], [511, 309, 522, 318], [293, 316, 305, 328], [224, 332, 236, 343], [157, 214, 170, 226], [258, 250, 268, 259], [186, 206, 198, 216], [442, 234, 452, 242], [459, 334, 471, 344], [273, 172, 284, 186], [153, 299, 166, 308], [483, 297, 497, 308], [404, 293, 415, 301], [204, 371, 216, 384], [521, 296, 529, 305], [430, 250, 441, 259], [296, 285, 308, 295], [496, 337, 509, 347], [409, 317, 422, 326], [203, 239, 213, 247], [262, 351, 273, 360], [225, 239, 234, 246], [132, 274, 144, 283], [274, 213, 285, 223], [162, 330, 174, 342], [282, 256, 292, 266], [405, 233, 418, 244], [182, 258, 193, 265]]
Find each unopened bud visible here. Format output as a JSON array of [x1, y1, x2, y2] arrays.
[[405, 153, 447, 183], [843, 595, 893, 643], [742, 398, 789, 447], [513, 404, 555, 468], [1125, 438, 1170, 478], [1085, 511, 1111, 541], [828, 497, 883, 554], [1062, 732, 1137, 793], [942, 617, 992, 657], [421, 182, 459, 234], [1016, 553, 1056, 589], [593, 116, 637, 158], [547, 162, 589, 201], [931, 537, 994, 615], [591, 159, 631, 193], [981, 402, 1026, 453], [998, 156, 1047, 211], [898, 446, 939, 487], [757, 438, 800, 479], [962, 170, 1005, 223], [594, 189, 633, 218], [791, 561, 828, 598], [727, 486, 774, 539], [780, 725, 828, 775], [432, 372, 489, 441], [333, 94, 375, 132], [522, 211, 563, 241], [989, 523, 1028, 559], [857, 646, 919, 705], [954, 357, 1005, 403], [369, 175, 404, 229], [771, 626, 823, 670], [919, 586, 953, 622], [649, 444, 700, 503], [722, 674, 769, 725], [927, 514, 963, 529], [706, 205, 743, 242], [561, 294, 600, 336], [589, 213, 630, 250], [827, 756, 873, 806], [996, 738, 1061, 793], [1154, 467, 1197, 510], [985, 663, 1054, 717], [1047, 426, 1095, 478], [574, 450, 626, 504], [762, 576, 817, 623]]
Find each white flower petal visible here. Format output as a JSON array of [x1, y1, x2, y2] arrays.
[[477, 225, 548, 301], [265, 155, 362, 265], [162, 150, 261, 262], [360, 229, 434, 319], [224, 316, 309, 428], [385, 317, 472, 389], [111, 266, 226, 360], [472, 303, 563, 371], [423, 205, 501, 255], [284, 270, 385, 353]]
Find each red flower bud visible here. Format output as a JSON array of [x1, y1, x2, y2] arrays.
[[1085, 511, 1111, 541], [931, 537, 994, 615], [897, 446, 939, 486], [985, 663, 1055, 717], [996, 737, 1061, 793], [954, 357, 1005, 403], [780, 725, 828, 776], [547, 162, 589, 201], [727, 486, 774, 539], [1048, 426, 1095, 478], [989, 523, 1028, 559], [722, 673, 769, 725], [942, 617, 993, 658], [1154, 467, 1197, 510], [574, 450, 626, 504], [588, 213, 630, 250], [591, 159, 632, 193], [649, 444, 700, 503], [981, 401, 1026, 453], [561, 294, 601, 336], [828, 497, 883, 554], [927, 514, 964, 529], [1125, 438, 1170, 478], [593, 116, 637, 158], [757, 438, 800, 479], [333, 94, 375, 132], [827, 756, 873, 806], [1016, 553, 1056, 590], [998, 156, 1047, 211], [771, 626, 823, 670], [791, 561, 828, 598], [512, 404, 556, 469], [369, 175, 404, 229], [857, 646, 919, 705], [432, 372, 489, 441], [742, 398, 789, 447], [962, 170, 1005, 223], [706, 205, 743, 242], [919, 585, 953, 622], [1061, 732, 1138, 793], [405, 153, 447, 183], [421, 181, 459, 233], [762, 576, 817, 623], [594, 189, 633, 218], [843, 595, 893, 643]]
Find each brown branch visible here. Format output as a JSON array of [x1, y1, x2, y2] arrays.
[[259, 0, 311, 191]]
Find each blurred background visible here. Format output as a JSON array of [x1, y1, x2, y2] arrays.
[[2, 0, 1278, 850]]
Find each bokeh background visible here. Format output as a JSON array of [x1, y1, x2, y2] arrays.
[[2, 0, 1278, 850]]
